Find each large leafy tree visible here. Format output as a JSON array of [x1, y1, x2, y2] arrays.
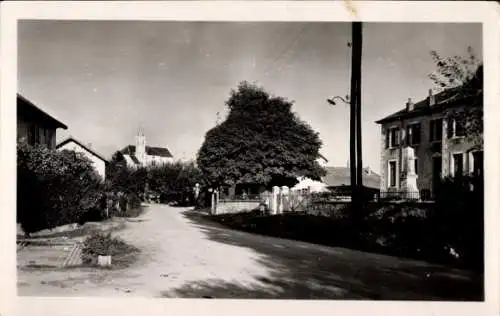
[[197, 81, 326, 189], [428, 46, 483, 149]]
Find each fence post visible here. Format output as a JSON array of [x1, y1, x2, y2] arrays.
[[211, 189, 218, 215], [281, 186, 290, 212], [271, 186, 280, 215]]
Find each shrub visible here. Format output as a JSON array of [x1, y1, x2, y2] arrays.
[[127, 192, 142, 210], [81, 232, 139, 265], [17, 143, 105, 234]]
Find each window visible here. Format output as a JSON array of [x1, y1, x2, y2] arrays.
[[388, 161, 397, 187], [453, 153, 464, 177], [414, 158, 418, 175], [429, 118, 443, 142], [472, 151, 483, 177], [448, 117, 466, 138], [385, 127, 400, 149], [27, 124, 40, 145], [406, 123, 421, 145]]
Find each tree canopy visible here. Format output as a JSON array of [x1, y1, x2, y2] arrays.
[[197, 81, 326, 189], [428, 46, 483, 149]]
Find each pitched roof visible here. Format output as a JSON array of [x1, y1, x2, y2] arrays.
[[321, 166, 381, 189], [119, 145, 173, 158], [375, 87, 480, 125], [56, 137, 108, 163], [17, 93, 68, 129]]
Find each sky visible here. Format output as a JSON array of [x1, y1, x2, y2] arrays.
[[18, 21, 482, 173]]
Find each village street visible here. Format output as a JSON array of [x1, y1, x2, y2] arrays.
[[17, 204, 482, 300]]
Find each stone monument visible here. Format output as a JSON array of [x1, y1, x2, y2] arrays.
[[400, 146, 420, 200]]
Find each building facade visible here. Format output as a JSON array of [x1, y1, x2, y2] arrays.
[[56, 137, 108, 181], [376, 89, 483, 197], [17, 94, 68, 149], [119, 130, 174, 168]]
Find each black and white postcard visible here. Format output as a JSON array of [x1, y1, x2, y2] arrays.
[[1, 1, 498, 316]]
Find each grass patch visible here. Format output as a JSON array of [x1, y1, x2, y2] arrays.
[[81, 232, 140, 269], [17, 219, 126, 241], [204, 208, 481, 271]]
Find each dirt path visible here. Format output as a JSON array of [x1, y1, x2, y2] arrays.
[[17, 204, 483, 300]]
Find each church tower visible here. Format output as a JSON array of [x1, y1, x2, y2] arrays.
[[135, 126, 146, 165]]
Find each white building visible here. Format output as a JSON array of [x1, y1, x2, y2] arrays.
[[291, 154, 330, 193], [119, 130, 174, 168], [56, 137, 108, 181]]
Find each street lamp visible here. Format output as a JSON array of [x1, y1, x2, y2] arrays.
[[327, 95, 350, 106]]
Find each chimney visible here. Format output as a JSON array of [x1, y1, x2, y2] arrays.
[[87, 143, 92, 149], [428, 89, 435, 106], [406, 98, 414, 111]]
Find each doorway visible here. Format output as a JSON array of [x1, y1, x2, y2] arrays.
[[432, 156, 442, 197]]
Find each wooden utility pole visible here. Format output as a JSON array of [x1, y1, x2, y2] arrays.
[[350, 22, 363, 225], [354, 22, 364, 203], [349, 22, 359, 208]]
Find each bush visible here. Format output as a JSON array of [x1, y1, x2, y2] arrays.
[[127, 192, 142, 209], [17, 143, 105, 234], [81, 232, 139, 265]]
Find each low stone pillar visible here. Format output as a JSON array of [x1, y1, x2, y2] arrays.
[[280, 186, 290, 213], [271, 186, 280, 215], [210, 189, 217, 215]]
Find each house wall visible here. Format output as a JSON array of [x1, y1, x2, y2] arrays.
[[17, 117, 57, 149], [143, 154, 174, 166], [57, 142, 106, 181], [379, 104, 479, 195]]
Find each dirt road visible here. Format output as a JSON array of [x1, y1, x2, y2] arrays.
[[17, 204, 483, 300]]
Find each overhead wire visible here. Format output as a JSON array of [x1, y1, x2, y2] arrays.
[[263, 24, 309, 76]]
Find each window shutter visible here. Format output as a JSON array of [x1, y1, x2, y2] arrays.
[[406, 126, 411, 145], [429, 121, 434, 142], [437, 119, 443, 141], [385, 130, 389, 148], [415, 124, 421, 144], [447, 118, 454, 138]]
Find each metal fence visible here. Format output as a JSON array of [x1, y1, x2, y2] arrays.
[[214, 188, 436, 217], [378, 188, 434, 201]]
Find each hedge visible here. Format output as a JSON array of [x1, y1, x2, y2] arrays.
[[17, 142, 105, 234]]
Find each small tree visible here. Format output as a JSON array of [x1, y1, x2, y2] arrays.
[[429, 46, 483, 149], [148, 161, 204, 204], [197, 81, 326, 190]]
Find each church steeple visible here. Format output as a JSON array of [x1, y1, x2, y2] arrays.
[[135, 126, 146, 165]]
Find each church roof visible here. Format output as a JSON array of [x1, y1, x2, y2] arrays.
[[119, 145, 173, 158]]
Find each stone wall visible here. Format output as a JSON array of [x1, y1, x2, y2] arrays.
[[214, 201, 262, 214]]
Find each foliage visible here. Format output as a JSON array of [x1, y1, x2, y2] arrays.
[[430, 175, 484, 270], [17, 142, 105, 234], [429, 46, 483, 149], [208, 175, 483, 271], [81, 232, 139, 265], [106, 153, 203, 205], [147, 160, 204, 204], [197, 81, 326, 189]]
